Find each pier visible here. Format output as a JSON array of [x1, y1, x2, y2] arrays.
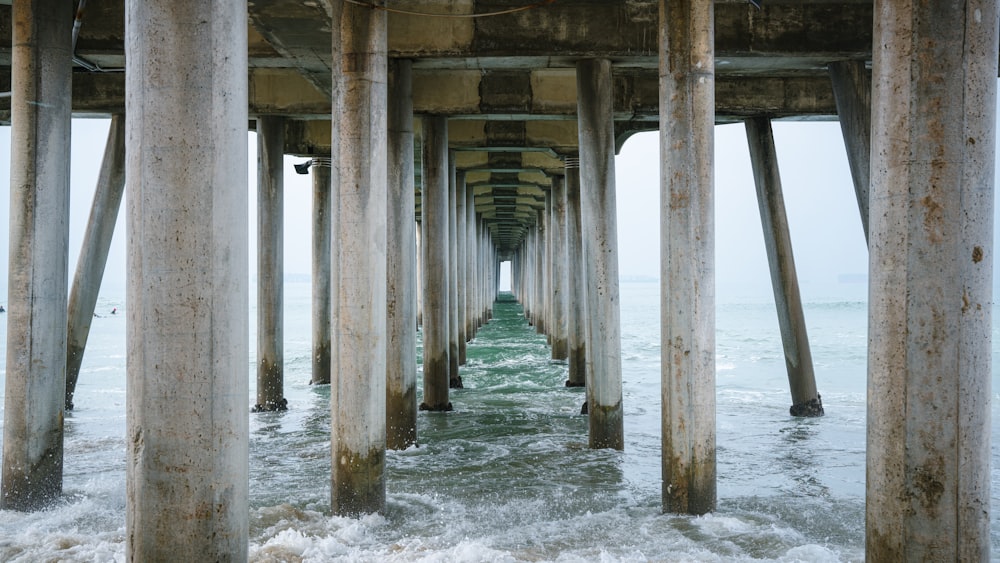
[[0, 1, 995, 560]]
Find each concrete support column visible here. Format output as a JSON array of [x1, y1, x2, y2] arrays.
[[518, 241, 527, 307], [564, 157, 586, 387], [125, 1, 249, 557], [491, 243, 499, 310], [1, 0, 73, 512], [65, 114, 126, 411], [531, 229, 539, 324], [386, 58, 417, 450], [866, 1, 996, 559], [550, 178, 568, 360], [543, 191, 552, 341], [420, 116, 452, 412], [659, 0, 716, 514], [829, 60, 872, 245], [311, 159, 332, 385], [524, 237, 530, 311], [576, 58, 624, 450], [481, 221, 490, 324], [416, 222, 422, 327], [466, 186, 477, 340], [447, 155, 462, 388], [456, 170, 468, 365], [330, 1, 388, 516], [486, 225, 494, 320], [533, 221, 545, 333], [255, 116, 286, 412], [745, 117, 823, 417]]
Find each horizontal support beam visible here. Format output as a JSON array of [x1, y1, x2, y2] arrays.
[[0, 67, 840, 126]]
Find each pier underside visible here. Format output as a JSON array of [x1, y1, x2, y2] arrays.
[[0, 1, 996, 561]]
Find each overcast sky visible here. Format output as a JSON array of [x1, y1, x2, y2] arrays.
[[0, 81, 995, 306]]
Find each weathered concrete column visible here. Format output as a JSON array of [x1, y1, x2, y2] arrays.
[[420, 115, 452, 412], [65, 114, 126, 411], [456, 169, 468, 365], [330, 0, 388, 516], [829, 60, 872, 245], [311, 159, 332, 385], [532, 223, 543, 329], [416, 221, 423, 327], [550, 177, 568, 360], [576, 58, 624, 450], [867, 1, 996, 559], [254, 116, 286, 412], [386, 59, 417, 450], [479, 219, 488, 326], [466, 186, 478, 340], [125, 1, 249, 558], [745, 117, 823, 417], [542, 190, 552, 341], [660, 0, 716, 514], [521, 234, 531, 319], [528, 235, 534, 317], [1, 0, 73, 512], [485, 224, 494, 320], [447, 154, 463, 388], [564, 157, 586, 387]]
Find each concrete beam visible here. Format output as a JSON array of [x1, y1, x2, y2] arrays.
[[0, 69, 842, 125]]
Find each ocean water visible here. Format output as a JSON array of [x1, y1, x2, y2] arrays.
[[0, 281, 994, 561]]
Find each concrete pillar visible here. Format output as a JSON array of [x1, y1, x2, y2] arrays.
[[456, 170, 468, 365], [532, 228, 540, 325], [311, 159, 332, 385], [576, 58, 624, 450], [386, 59, 417, 450], [65, 114, 126, 411], [867, 1, 996, 559], [745, 117, 823, 417], [518, 241, 527, 308], [480, 220, 489, 325], [542, 191, 552, 341], [466, 187, 477, 340], [330, 1, 388, 516], [659, 0, 716, 514], [254, 116, 286, 412], [447, 154, 462, 388], [1, 0, 73, 512], [416, 221, 422, 327], [125, 1, 249, 557], [550, 178, 568, 360], [522, 233, 532, 320], [828, 60, 871, 245], [486, 224, 494, 320], [492, 244, 500, 309], [531, 225, 541, 327], [564, 157, 586, 387], [420, 116, 452, 412]]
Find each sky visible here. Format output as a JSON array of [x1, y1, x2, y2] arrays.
[[0, 81, 995, 306]]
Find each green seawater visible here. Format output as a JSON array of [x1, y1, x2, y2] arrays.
[[6, 283, 998, 561]]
